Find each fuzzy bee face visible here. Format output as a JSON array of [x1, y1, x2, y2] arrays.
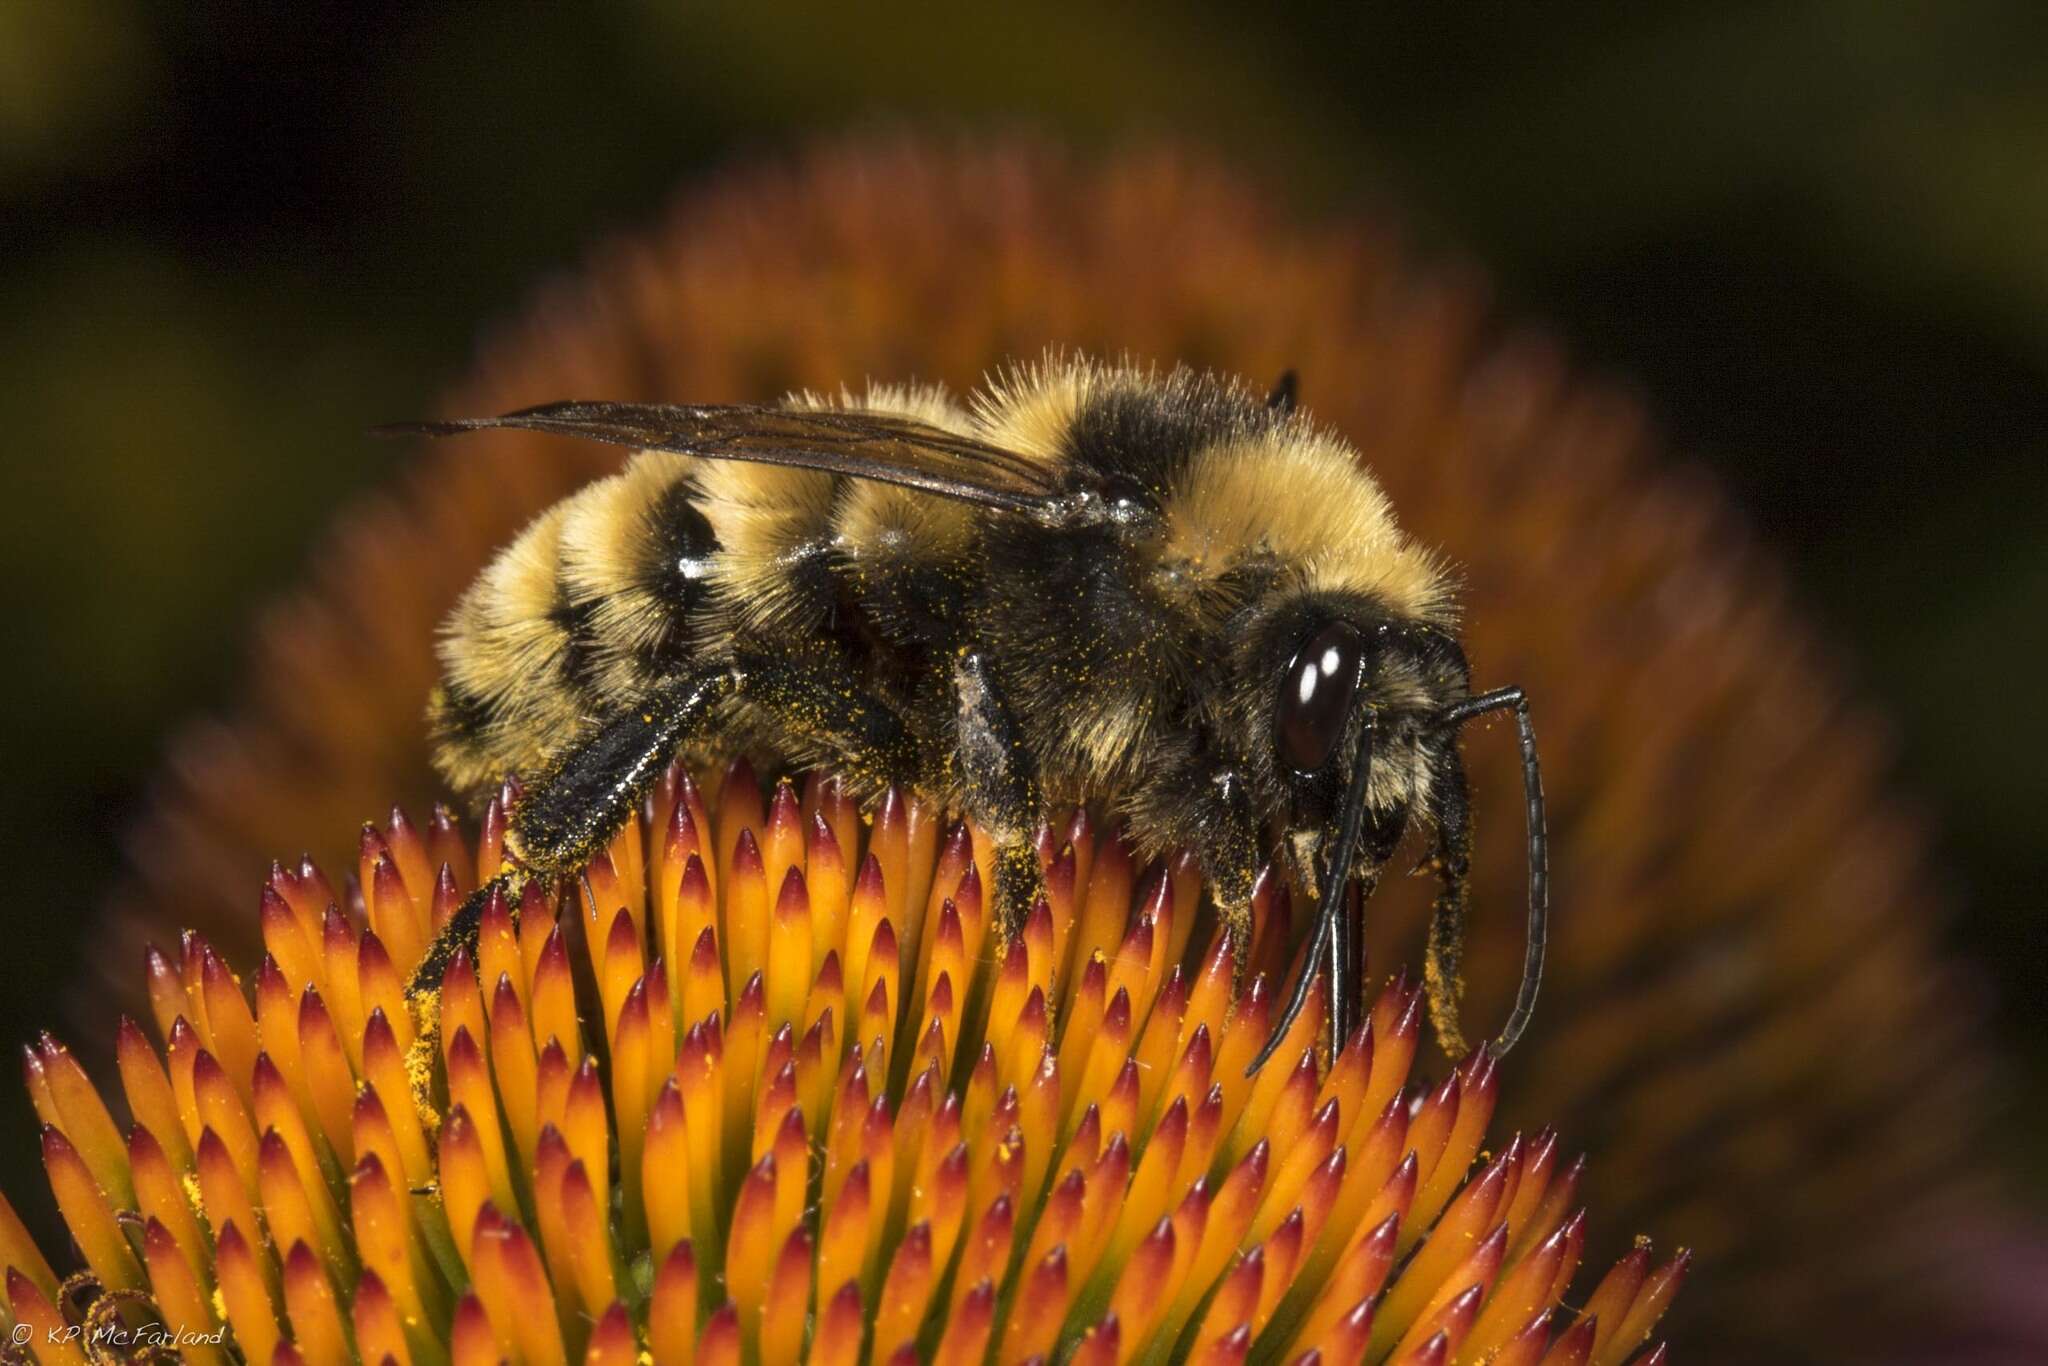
[[1203, 586, 1472, 857]]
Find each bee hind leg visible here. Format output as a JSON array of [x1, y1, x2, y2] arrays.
[[406, 664, 746, 1001], [734, 650, 921, 796], [408, 872, 518, 1000]]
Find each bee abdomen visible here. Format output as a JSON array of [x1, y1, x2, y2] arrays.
[[431, 451, 729, 798], [426, 680, 502, 796], [432, 503, 595, 793], [556, 451, 721, 701]]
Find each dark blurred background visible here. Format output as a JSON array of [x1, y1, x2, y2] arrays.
[[1, 0, 2041, 1248]]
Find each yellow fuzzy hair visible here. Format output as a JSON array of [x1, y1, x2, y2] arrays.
[[794, 382, 985, 562], [977, 353, 1453, 625], [1168, 432, 1454, 626], [556, 450, 700, 701], [970, 352, 1100, 463], [436, 502, 587, 781]]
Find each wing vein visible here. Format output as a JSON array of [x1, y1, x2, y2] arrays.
[[379, 401, 1068, 512]]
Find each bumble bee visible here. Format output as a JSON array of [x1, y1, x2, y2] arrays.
[[395, 356, 1548, 1067]]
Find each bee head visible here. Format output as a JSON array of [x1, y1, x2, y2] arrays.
[[1232, 590, 1471, 857]]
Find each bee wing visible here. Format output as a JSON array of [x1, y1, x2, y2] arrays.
[[382, 400, 1065, 513]]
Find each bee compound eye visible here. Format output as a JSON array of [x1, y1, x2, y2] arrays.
[[1277, 620, 1367, 774]]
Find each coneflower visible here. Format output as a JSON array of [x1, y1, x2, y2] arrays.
[[19, 759, 1677, 1364], [101, 140, 2037, 1360]]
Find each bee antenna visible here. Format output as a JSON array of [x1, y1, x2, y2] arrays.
[[1434, 686, 1549, 1056], [1246, 710, 1379, 1076], [1265, 369, 1299, 412]]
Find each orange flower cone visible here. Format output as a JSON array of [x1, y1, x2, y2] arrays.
[[15, 760, 1677, 1363]]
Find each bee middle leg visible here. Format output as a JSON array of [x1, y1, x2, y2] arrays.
[[1121, 751, 1261, 960], [1196, 767, 1260, 958], [952, 649, 1048, 934]]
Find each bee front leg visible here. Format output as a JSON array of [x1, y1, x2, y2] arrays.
[[1201, 767, 1261, 964], [952, 649, 1047, 935]]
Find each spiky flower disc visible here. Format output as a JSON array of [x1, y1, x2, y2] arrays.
[[11, 759, 1682, 1364]]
